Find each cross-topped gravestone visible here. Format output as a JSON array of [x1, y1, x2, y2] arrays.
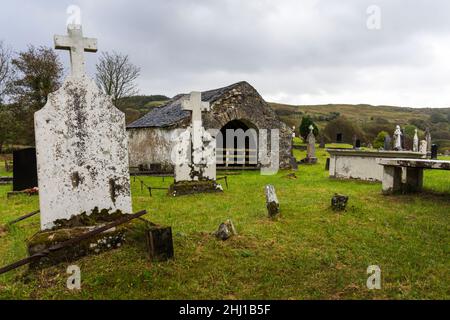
[[54, 24, 97, 77], [182, 92, 210, 165], [34, 25, 132, 230], [303, 125, 317, 164], [171, 91, 218, 189]]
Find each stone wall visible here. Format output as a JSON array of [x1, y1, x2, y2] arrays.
[[127, 127, 177, 171]]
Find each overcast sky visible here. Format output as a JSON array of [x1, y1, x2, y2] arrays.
[[1, 0, 450, 108]]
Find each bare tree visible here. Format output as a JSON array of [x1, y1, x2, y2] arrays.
[[0, 41, 13, 104], [95, 51, 140, 105]]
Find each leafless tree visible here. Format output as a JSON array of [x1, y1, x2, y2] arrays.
[[95, 51, 140, 105], [0, 41, 13, 104]]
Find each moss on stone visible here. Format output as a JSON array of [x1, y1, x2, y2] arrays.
[[168, 180, 223, 197], [51, 207, 125, 230]]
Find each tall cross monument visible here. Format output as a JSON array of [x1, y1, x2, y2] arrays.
[[182, 91, 210, 165], [54, 24, 97, 77], [34, 24, 131, 230]]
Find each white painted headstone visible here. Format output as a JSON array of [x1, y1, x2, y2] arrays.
[[393, 125, 402, 151], [413, 129, 419, 152], [35, 24, 132, 230], [173, 92, 216, 182]]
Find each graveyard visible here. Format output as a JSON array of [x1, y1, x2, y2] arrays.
[[0, 148, 449, 299], [0, 4, 449, 304]]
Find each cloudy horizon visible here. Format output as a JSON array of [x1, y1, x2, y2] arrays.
[[1, 0, 450, 108]]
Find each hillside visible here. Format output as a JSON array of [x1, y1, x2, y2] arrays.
[[118, 95, 170, 124], [270, 103, 450, 151]]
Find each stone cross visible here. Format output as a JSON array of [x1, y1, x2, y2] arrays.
[[182, 92, 210, 164], [413, 129, 419, 152], [306, 125, 317, 162], [54, 24, 97, 77]]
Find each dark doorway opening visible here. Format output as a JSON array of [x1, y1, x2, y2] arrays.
[[218, 119, 258, 168]]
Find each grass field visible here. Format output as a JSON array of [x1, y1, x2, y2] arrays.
[[0, 150, 449, 299]]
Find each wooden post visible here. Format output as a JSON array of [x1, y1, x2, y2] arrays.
[[265, 185, 280, 218], [146, 225, 174, 261]]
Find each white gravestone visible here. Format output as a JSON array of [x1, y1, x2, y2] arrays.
[[419, 140, 427, 155], [35, 24, 132, 230], [393, 125, 402, 151], [173, 92, 216, 182], [413, 129, 419, 152]]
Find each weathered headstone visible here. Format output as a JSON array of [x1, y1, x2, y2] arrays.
[[12, 148, 38, 191], [331, 194, 349, 211], [393, 125, 402, 151], [425, 128, 432, 158], [303, 125, 318, 164], [336, 133, 343, 143], [431, 144, 438, 160], [265, 185, 280, 218], [319, 135, 325, 148], [169, 91, 221, 196], [419, 140, 427, 155], [213, 219, 237, 241], [413, 129, 419, 152], [355, 139, 361, 149], [384, 135, 392, 151], [34, 24, 132, 230]]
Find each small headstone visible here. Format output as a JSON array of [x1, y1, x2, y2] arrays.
[[355, 139, 361, 149], [419, 140, 427, 155], [35, 24, 132, 230], [400, 128, 406, 150], [325, 158, 330, 171], [393, 125, 403, 151], [292, 126, 296, 138], [413, 129, 419, 152], [319, 135, 325, 148], [431, 144, 438, 160], [265, 185, 280, 218], [444, 150, 449, 156], [336, 133, 343, 143], [13, 148, 38, 191], [384, 135, 392, 151], [331, 194, 349, 211], [214, 219, 237, 241]]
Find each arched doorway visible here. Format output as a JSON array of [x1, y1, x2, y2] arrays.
[[217, 119, 258, 168]]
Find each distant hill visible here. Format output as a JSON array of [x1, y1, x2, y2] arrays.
[[270, 103, 450, 151], [117, 95, 170, 124], [120, 95, 450, 151]]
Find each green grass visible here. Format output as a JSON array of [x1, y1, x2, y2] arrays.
[[0, 152, 449, 299]]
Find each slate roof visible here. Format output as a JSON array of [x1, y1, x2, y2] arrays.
[[127, 81, 247, 129]]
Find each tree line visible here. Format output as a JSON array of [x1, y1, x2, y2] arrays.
[[0, 41, 140, 153]]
